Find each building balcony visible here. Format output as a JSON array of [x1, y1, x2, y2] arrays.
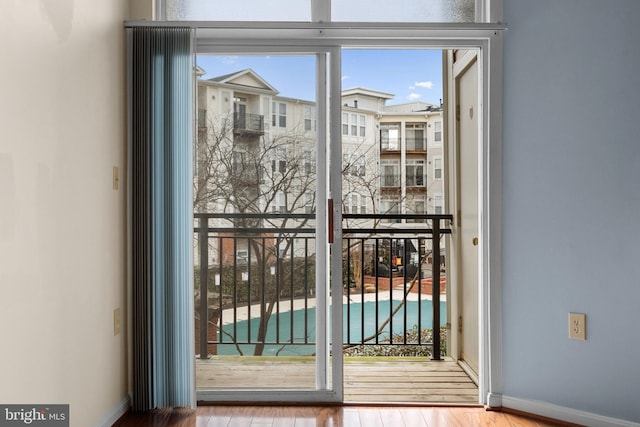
[[380, 174, 401, 187], [234, 112, 265, 135], [405, 137, 427, 152], [380, 139, 401, 153], [406, 175, 426, 187]]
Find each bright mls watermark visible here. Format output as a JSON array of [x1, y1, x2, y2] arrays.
[[0, 405, 68, 426]]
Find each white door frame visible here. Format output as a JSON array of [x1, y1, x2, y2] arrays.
[[141, 22, 506, 406]]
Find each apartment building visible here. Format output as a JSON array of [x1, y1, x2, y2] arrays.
[[196, 69, 444, 219]]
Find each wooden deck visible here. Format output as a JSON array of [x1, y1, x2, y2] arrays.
[[196, 357, 478, 404]]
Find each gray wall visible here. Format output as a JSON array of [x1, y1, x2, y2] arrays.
[[502, 0, 640, 422]]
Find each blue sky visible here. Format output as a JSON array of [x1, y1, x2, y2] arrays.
[[196, 49, 443, 106]]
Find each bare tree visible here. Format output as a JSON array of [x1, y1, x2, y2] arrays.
[[195, 112, 317, 356]]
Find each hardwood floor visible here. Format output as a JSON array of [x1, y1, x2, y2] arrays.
[[114, 405, 569, 427]]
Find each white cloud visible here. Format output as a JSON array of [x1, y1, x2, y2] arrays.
[[409, 85, 416, 90], [407, 93, 422, 100], [414, 81, 434, 89], [342, 75, 350, 81], [221, 56, 239, 65]]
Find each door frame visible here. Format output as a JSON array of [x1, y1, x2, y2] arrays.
[[177, 22, 505, 406], [445, 49, 481, 387]]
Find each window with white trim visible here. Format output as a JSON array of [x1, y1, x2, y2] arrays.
[[406, 160, 426, 186], [271, 147, 287, 173], [272, 190, 287, 213], [434, 194, 443, 214], [162, 0, 483, 23], [303, 149, 315, 176], [434, 121, 442, 142], [433, 157, 442, 180], [380, 159, 400, 187], [304, 105, 315, 132], [380, 124, 400, 151], [272, 101, 287, 128], [343, 152, 366, 177], [406, 123, 425, 150], [304, 191, 315, 213]]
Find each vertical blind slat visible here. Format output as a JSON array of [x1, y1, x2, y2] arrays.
[[129, 26, 194, 411]]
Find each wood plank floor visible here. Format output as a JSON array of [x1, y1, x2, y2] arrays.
[[114, 406, 569, 427], [196, 357, 478, 404]]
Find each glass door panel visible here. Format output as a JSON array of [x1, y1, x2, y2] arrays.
[[194, 54, 331, 393]]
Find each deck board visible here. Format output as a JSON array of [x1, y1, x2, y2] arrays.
[[196, 357, 478, 404]]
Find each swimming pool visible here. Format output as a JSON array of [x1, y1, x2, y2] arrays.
[[217, 299, 447, 356]]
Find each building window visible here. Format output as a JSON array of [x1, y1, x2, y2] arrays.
[[236, 249, 249, 264], [380, 159, 400, 187], [303, 150, 315, 176], [434, 157, 442, 180], [271, 147, 287, 173], [272, 191, 287, 213], [304, 105, 315, 131], [342, 112, 348, 135], [380, 197, 400, 222], [406, 160, 425, 186], [406, 124, 425, 150], [380, 124, 400, 151], [272, 101, 287, 128], [347, 193, 366, 214], [434, 194, 444, 214], [408, 199, 426, 223], [434, 121, 442, 142], [343, 152, 366, 177], [304, 191, 315, 213], [351, 113, 358, 136], [343, 113, 367, 137]]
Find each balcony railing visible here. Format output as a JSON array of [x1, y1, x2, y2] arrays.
[[380, 174, 401, 187], [405, 137, 426, 151], [234, 112, 264, 134], [406, 174, 426, 187], [380, 139, 401, 152], [194, 212, 452, 360]]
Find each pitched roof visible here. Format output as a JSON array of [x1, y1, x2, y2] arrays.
[[207, 69, 279, 94]]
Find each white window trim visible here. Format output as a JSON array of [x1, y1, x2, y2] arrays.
[[130, 16, 505, 408], [433, 156, 443, 180]]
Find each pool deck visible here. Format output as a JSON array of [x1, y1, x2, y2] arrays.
[[196, 356, 478, 404]]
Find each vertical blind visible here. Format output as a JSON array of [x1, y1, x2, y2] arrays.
[[128, 26, 195, 411]]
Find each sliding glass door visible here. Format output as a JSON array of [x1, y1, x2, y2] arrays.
[[194, 50, 343, 402]]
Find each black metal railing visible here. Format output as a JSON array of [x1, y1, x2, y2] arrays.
[[194, 212, 452, 360], [233, 112, 264, 133], [342, 213, 452, 360]]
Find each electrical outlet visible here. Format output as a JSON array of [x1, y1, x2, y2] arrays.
[[114, 308, 121, 336], [569, 312, 586, 340]]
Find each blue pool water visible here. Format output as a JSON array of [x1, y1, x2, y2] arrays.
[[217, 299, 447, 356]]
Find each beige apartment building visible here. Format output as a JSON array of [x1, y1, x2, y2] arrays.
[[195, 67, 444, 224]]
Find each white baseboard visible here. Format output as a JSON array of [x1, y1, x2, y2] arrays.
[[94, 395, 130, 427], [502, 396, 640, 427]]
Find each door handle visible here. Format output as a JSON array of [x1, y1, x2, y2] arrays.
[[328, 199, 334, 244], [472, 237, 478, 246]]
